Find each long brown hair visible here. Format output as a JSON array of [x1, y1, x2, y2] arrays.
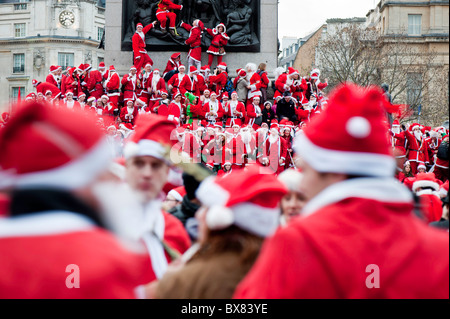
[[192, 225, 264, 265]]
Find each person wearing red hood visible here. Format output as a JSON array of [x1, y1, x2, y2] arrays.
[[404, 123, 430, 175], [234, 83, 449, 299], [156, 0, 183, 36], [32, 79, 61, 100], [205, 23, 229, 69], [413, 173, 445, 223], [180, 19, 204, 71], [163, 52, 182, 81], [0, 101, 153, 298], [45, 65, 62, 88]]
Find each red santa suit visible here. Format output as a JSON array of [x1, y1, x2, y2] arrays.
[[392, 131, 408, 159], [45, 72, 60, 89], [234, 178, 449, 299], [246, 71, 262, 102], [274, 69, 298, 99], [0, 211, 153, 298], [196, 73, 208, 95], [137, 68, 153, 102], [208, 68, 228, 97], [262, 133, 288, 174], [224, 99, 246, 127], [35, 81, 61, 100], [121, 72, 138, 102], [167, 100, 184, 126], [404, 128, 429, 174], [61, 68, 81, 99], [181, 21, 203, 64], [105, 68, 121, 107], [120, 105, 138, 125], [245, 101, 262, 127], [163, 53, 181, 79], [167, 71, 187, 96], [85, 69, 104, 99], [202, 98, 224, 125], [146, 71, 166, 109], [236, 131, 256, 167], [182, 130, 202, 162], [205, 24, 229, 67], [63, 99, 81, 111], [132, 23, 154, 71], [180, 74, 200, 97], [156, 0, 182, 30]]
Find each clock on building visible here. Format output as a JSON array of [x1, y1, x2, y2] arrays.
[[59, 10, 75, 28]]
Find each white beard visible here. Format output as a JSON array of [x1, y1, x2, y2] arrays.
[[127, 106, 134, 115], [414, 131, 422, 141], [241, 131, 252, 145], [152, 74, 161, 91], [392, 127, 400, 134], [269, 134, 279, 144], [246, 71, 255, 82]]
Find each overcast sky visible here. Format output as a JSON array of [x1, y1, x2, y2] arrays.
[[278, 0, 377, 40]]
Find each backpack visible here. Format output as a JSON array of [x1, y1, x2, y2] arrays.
[[224, 77, 235, 97], [437, 141, 449, 161]]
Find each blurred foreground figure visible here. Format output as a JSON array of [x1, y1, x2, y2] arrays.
[[154, 166, 287, 299], [234, 83, 449, 299], [0, 102, 151, 298]]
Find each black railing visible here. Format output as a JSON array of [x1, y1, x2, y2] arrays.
[[13, 66, 25, 73]]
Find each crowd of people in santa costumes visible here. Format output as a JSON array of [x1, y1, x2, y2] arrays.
[[1, 81, 448, 299]]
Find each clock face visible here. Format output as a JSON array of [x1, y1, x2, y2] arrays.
[[59, 10, 75, 27]]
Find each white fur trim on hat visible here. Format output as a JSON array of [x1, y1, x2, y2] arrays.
[[123, 140, 166, 161], [206, 206, 234, 230], [294, 132, 396, 177], [412, 180, 440, 193], [168, 189, 183, 202]]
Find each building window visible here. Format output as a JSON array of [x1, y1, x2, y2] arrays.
[[13, 53, 25, 73], [97, 27, 104, 42], [12, 87, 26, 101], [406, 73, 422, 107], [408, 14, 422, 35], [98, 56, 104, 65], [14, 0, 28, 10], [14, 23, 26, 38], [58, 53, 74, 70]]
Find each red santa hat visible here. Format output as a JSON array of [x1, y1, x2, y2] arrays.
[[32, 79, 39, 87], [310, 68, 321, 79], [222, 92, 229, 99], [130, 66, 137, 71], [0, 102, 112, 190], [178, 65, 186, 71], [45, 90, 52, 96], [217, 62, 227, 70], [287, 67, 299, 77], [98, 62, 106, 69], [78, 92, 86, 99], [210, 91, 217, 97], [412, 173, 440, 193], [409, 123, 420, 131], [109, 65, 116, 72], [196, 166, 288, 237], [160, 89, 168, 96], [168, 186, 186, 202], [136, 23, 143, 28], [173, 91, 182, 99], [203, 89, 211, 94], [25, 92, 36, 100], [236, 68, 247, 77], [417, 162, 427, 171], [123, 114, 177, 162], [201, 65, 210, 73], [171, 52, 181, 60], [231, 91, 238, 98], [145, 62, 153, 68], [87, 96, 96, 103], [392, 120, 400, 127], [189, 66, 198, 74], [65, 90, 74, 96], [49, 65, 59, 73], [293, 83, 396, 177]]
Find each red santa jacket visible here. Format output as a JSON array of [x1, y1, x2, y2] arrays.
[[121, 73, 138, 101], [236, 133, 256, 166], [246, 72, 262, 99], [258, 70, 270, 89], [61, 69, 81, 98], [182, 131, 202, 161], [105, 72, 121, 96], [417, 190, 444, 223], [168, 73, 187, 95], [181, 22, 202, 62], [392, 131, 408, 158], [0, 212, 152, 298], [157, 0, 182, 12], [36, 81, 61, 99], [163, 58, 181, 78], [85, 69, 104, 98], [404, 130, 429, 163], [224, 100, 246, 127], [180, 75, 200, 97], [46, 73, 59, 88], [120, 105, 138, 125], [132, 23, 154, 57], [206, 28, 229, 55], [167, 101, 183, 125], [234, 178, 449, 299], [202, 100, 224, 123], [146, 74, 167, 102], [274, 73, 292, 98], [196, 73, 208, 95], [208, 71, 228, 97]]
